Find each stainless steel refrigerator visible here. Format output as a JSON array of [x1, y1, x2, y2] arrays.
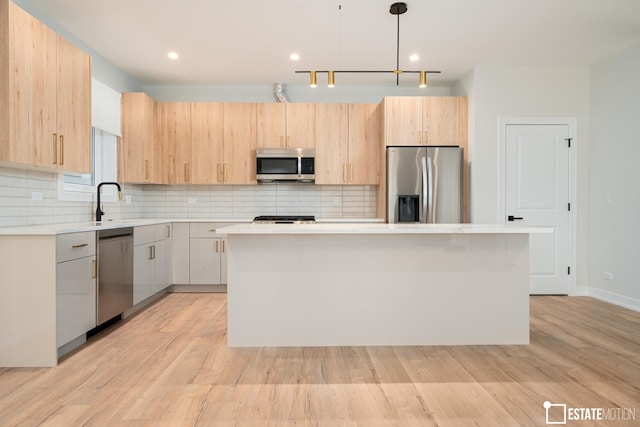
[[387, 146, 463, 223]]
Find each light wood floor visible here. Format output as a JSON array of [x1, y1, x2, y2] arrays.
[[1, 294, 639, 426]]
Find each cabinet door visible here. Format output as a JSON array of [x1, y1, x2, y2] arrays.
[[119, 92, 157, 183], [189, 238, 222, 285], [56, 34, 92, 174], [152, 240, 168, 294], [382, 97, 423, 146], [257, 103, 286, 148], [158, 102, 191, 184], [191, 103, 224, 184], [220, 238, 228, 284], [422, 97, 462, 146], [172, 223, 190, 284], [348, 103, 380, 185], [56, 256, 96, 347], [223, 103, 257, 184], [133, 244, 153, 304], [285, 103, 315, 148], [6, 3, 57, 168], [314, 104, 348, 184]]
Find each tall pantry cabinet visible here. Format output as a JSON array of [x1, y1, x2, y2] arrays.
[[0, 0, 92, 173]]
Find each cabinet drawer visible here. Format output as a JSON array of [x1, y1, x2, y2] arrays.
[[189, 223, 235, 238], [56, 232, 96, 262], [134, 225, 156, 246], [134, 224, 171, 245]]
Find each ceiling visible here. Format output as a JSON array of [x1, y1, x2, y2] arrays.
[[16, 0, 640, 87]]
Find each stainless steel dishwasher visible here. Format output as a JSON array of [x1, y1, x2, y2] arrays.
[[97, 227, 133, 325]]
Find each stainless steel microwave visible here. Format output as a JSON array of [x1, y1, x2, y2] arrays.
[[256, 148, 315, 182]]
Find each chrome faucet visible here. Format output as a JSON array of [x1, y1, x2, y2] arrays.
[[96, 182, 123, 222]]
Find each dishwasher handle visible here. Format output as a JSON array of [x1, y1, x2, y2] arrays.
[[98, 227, 134, 240]]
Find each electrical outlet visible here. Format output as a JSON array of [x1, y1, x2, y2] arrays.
[[603, 193, 612, 206], [188, 197, 197, 204], [31, 191, 43, 201], [601, 272, 613, 280]]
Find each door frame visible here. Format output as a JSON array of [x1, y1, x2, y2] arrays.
[[498, 117, 577, 295]]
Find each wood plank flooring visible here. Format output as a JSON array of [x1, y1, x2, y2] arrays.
[[1, 294, 639, 426]]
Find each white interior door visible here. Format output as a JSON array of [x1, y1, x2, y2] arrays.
[[505, 124, 570, 294]]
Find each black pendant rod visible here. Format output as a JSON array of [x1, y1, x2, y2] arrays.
[[396, 11, 400, 85], [390, 2, 408, 86]]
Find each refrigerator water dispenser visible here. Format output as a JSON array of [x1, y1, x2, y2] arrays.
[[398, 195, 419, 222]]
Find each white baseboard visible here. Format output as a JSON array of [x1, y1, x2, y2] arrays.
[[587, 287, 640, 312]]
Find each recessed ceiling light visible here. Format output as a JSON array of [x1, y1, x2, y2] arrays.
[[290, 53, 300, 61], [168, 52, 179, 60], [409, 54, 419, 62]]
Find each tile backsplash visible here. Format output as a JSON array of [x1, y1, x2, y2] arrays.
[[0, 166, 378, 227]]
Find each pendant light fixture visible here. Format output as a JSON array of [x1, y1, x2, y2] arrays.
[[296, 2, 440, 88]]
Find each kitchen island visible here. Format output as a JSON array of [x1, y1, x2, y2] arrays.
[[223, 223, 551, 347]]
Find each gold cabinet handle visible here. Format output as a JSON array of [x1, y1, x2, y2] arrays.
[[342, 164, 347, 183], [166, 225, 171, 238], [223, 163, 229, 182], [280, 136, 284, 147], [215, 240, 219, 253], [424, 130, 428, 145], [184, 163, 189, 182], [287, 136, 291, 147], [221, 240, 225, 253], [216, 163, 222, 183], [349, 164, 354, 183], [52, 134, 58, 165], [144, 160, 149, 180], [71, 243, 88, 249], [91, 259, 97, 279], [59, 135, 64, 165], [208, 229, 217, 232]]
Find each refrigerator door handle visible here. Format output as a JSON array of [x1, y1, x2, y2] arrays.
[[426, 156, 434, 223], [421, 156, 428, 223]]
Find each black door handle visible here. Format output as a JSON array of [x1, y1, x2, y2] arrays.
[[508, 215, 524, 221]]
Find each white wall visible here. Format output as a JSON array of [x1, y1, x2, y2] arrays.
[[456, 65, 591, 292], [144, 84, 451, 103], [588, 43, 640, 308]]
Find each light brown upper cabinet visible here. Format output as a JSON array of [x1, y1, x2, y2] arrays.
[[119, 92, 157, 183], [0, 0, 91, 173], [314, 104, 348, 185], [347, 103, 380, 185], [257, 103, 314, 149], [157, 102, 191, 184], [382, 96, 467, 147], [222, 103, 257, 184], [190, 103, 224, 184], [315, 103, 380, 185]]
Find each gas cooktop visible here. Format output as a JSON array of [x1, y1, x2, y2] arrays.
[[253, 215, 316, 224]]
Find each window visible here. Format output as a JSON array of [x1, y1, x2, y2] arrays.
[[59, 79, 122, 201], [59, 127, 119, 201]]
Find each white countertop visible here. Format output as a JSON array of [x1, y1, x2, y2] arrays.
[[0, 218, 384, 236], [221, 223, 552, 235]]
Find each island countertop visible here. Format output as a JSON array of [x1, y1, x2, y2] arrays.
[[220, 222, 552, 235]]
